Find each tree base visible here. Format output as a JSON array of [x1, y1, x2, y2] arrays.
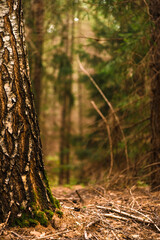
[[10, 208, 63, 228]]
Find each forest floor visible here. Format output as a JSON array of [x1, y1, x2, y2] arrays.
[[1, 185, 160, 239]]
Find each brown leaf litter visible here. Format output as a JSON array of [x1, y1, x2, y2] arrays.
[[1, 185, 160, 239]]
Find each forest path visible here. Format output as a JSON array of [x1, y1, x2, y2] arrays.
[[1, 185, 160, 239]]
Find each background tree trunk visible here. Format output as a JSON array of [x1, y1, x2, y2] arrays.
[[31, 0, 44, 116], [59, 5, 73, 185], [0, 0, 59, 226], [149, 1, 160, 190]]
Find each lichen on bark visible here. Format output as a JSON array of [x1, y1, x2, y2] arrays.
[[0, 0, 60, 226]]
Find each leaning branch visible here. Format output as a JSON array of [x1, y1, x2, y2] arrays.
[[91, 100, 114, 178], [78, 58, 129, 173]]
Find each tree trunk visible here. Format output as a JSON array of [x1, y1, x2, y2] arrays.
[[0, 0, 59, 226], [65, 1, 75, 184], [31, 0, 44, 116], [59, 8, 73, 185], [77, 4, 83, 137], [149, 1, 160, 190], [59, 93, 67, 185]]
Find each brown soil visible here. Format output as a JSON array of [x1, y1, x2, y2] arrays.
[[1, 185, 160, 239]]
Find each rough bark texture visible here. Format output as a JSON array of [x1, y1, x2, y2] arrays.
[[0, 0, 59, 226], [149, 0, 160, 190]]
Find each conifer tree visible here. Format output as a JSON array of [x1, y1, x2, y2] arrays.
[[149, 0, 160, 190]]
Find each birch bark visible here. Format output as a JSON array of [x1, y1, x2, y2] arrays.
[[0, 0, 59, 225]]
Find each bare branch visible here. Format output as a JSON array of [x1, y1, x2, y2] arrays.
[[91, 100, 114, 178], [78, 57, 129, 173]]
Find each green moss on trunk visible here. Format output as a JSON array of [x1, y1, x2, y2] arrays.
[[10, 185, 61, 227], [11, 207, 61, 227]]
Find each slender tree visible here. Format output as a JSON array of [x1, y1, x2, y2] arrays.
[[0, 0, 59, 226], [31, 0, 44, 116], [59, 1, 74, 185], [149, 0, 160, 190], [23, 0, 44, 116]]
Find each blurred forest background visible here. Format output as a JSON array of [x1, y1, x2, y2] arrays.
[[22, 0, 157, 189]]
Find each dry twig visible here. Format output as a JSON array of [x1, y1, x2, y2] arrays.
[[111, 229, 120, 240], [76, 190, 85, 203], [0, 211, 11, 235], [78, 57, 129, 174], [11, 231, 26, 239], [91, 100, 114, 178], [97, 205, 160, 231], [102, 213, 128, 221]]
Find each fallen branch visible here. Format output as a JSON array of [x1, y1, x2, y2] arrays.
[[97, 205, 160, 231], [102, 213, 128, 221], [97, 205, 151, 223], [109, 200, 160, 232], [11, 231, 25, 239]]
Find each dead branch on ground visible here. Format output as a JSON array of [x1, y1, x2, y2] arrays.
[[96, 205, 160, 232]]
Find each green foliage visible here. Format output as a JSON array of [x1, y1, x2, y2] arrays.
[[24, 0, 152, 185], [137, 180, 149, 187], [75, 0, 151, 182]]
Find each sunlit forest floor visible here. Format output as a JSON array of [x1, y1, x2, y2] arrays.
[[1, 185, 160, 239]]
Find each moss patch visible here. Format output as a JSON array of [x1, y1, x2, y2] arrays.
[[12, 212, 36, 228], [43, 171, 61, 209], [10, 173, 62, 227], [34, 210, 48, 227], [14, 218, 30, 228], [11, 208, 53, 227], [28, 218, 39, 227], [56, 210, 63, 218], [44, 209, 54, 220], [45, 185, 60, 209]]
